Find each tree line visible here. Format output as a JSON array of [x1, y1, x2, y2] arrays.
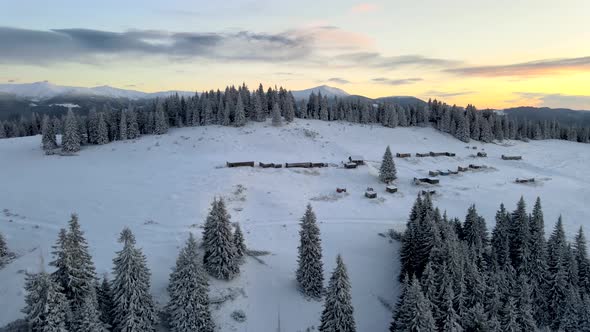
[[1, 84, 588, 148], [392, 194, 590, 331]]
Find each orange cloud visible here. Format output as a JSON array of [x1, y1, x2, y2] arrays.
[[350, 3, 378, 14]]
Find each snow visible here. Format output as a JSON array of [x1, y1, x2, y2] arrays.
[[291, 85, 350, 100], [1, 119, 589, 331], [49, 103, 80, 108]]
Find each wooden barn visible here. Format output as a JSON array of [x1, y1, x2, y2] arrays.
[[448, 169, 459, 175], [396, 153, 411, 158], [386, 185, 398, 193], [429, 171, 440, 177], [458, 166, 469, 172], [438, 170, 451, 176], [259, 162, 275, 168], [502, 155, 522, 160], [348, 155, 365, 165], [414, 177, 440, 185], [227, 161, 255, 168]]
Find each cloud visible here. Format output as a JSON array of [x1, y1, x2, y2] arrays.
[[510, 92, 590, 110], [334, 52, 459, 70], [372, 77, 423, 85], [326, 77, 350, 84], [425, 89, 475, 97], [350, 3, 378, 13], [445, 56, 590, 77]]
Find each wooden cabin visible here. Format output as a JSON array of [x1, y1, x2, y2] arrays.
[[438, 170, 451, 176], [458, 166, 469, 172], [515, 178, 535, 184], [259, 162, 275, 168], [396, 153, 411, 158], [227, 161, 255, 168], [386, 185, 398, 193], [445, 152, 457, 157], [344, 162, 358, 169], [285, 162, 312, 168], [429, 152, 446, 157], [311, 162, 328, 168], [429, 171, 440, 177], [273, 164, 283, 168], [336, 188, 347, 193], [416, 153, 430, 157], [414, 177, 440, 185], [348, 155, 365, 165], [448, 169, 459, 175], [469, 164, 487, 169], [476, 152, 487, 157], [502, 155, 522, 160], [365, 187, 377, 199]]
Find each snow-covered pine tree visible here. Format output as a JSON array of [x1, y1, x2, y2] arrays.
[[233, 223, 246, 264], [509, 197, 531, 274], [202, 198, 239, 280], [501, 297, 519, 332], [62, 109, 81, 153], [283, 94, 295, 122], [271, 102, 283, 126], [111, 228, 158, 332], [96, 274, 114, 328], [296, 204, 324, 299], [379, 146, 397, 183], [119, 110, 127, 140], [491, 204, 511, 268], [221, 101, 231, 126], [167, 233, 214, 332], [515, 275, 537, 331], [41, 115, 58, 150], [127, 107, 140, 139], [154, 103, 169, 135], [574, 227, 590, 295], [0, 231, 8, 258], [96, 113, 109, 145], [319, 255, 356, 332], [72, 293, 107, 332], [22, 271, 70, 332], [437, 274, 462, 332], [546, 216, 569, 330], [528, 197, 549, 326], [233, 95, 246, 127], [87, 109, 99, 144], [390, 277, 436, 332]]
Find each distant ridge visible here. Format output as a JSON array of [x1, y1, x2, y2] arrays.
[[291, 85, 350, 100]]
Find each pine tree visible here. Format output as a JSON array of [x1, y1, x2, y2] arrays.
[[379, 146, 397, 183], [41, 115, 58, 150], [575, 227, 590, 295], [202, 198, 239, 280], [50, 228, 69, 292], [87, 109, 99, 144], [438, 275, 463, 332], [22, 271, 70, 332], [509, 197, 531, 274], [501, 297, 519, 332], [233, 95, 246, 127], [64, 214, 97, 307], [233, 223, 246, 264], [0, 231, 7, 258], [127, 107, 140, 139], [119, 110, 127, 140], [528, 197, 549, 326], [96, 113, 109, 145], [111, 228, 158, 332], [515, 275, 537, 331], [62, 109, 80, 153], [154, 103, 169, 135], [96, 275, 114, 328], [284, 94, 295, 122], [72, 294, 107, 332], [167, 233, 214, 332], [221, 101, 231, 126], [296, 204, 324, 299], [319, 255, 356, 332], [546, 216, 569, 330], [271, 102, 283, 126], [390, 277, 436, 332]]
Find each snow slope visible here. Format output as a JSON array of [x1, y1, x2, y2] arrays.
[[291, 85, 350, 100], [1, 120, 589, 331]]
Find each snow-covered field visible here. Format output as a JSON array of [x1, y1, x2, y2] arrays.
[[1, 119, 589, 331]]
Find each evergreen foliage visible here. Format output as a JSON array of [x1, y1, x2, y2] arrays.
[[296, 204, 324, 299], [319, 255, 356, 332], [378, 146, 397, 183], [202, 198, 240, 280]]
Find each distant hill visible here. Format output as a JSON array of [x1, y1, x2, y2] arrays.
[[291, 85, 350, 100], [502, 106, 590, 126], [376, 96, 427, 108]]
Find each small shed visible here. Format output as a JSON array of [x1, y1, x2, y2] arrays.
[[344, 162, 358, 169], [365, 187, 377, 199], [414, 177, 440, 185], [429, 152, 446, 157], [311, 162, 328, 168], [273, 164, 283, 168], [515, 178, 535, 184], [438, 170, 451, 176], [502, 155, 522, 160], [458, 166, 469, 172], [227, 161, 255, 168], [348, 155, 365, 165], [445, 152, 457, 157], [469, 164, 487, 169], [259, 162, 275, 168], [336, 188, 347, 193], [476, 152, 487, 157], [396, 153, 411, 158], [386, 185, 398, 193], [429, 171, 440, 177], [286, 162, 312, 168], [448, 169, 459, 175], [416, 153, 430, 157]]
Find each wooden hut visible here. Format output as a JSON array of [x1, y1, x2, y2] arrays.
[[458, 166, 469, 172], [416, 153, 430, 157], [429, 152, 446, 157], [438, 170, 451, 176], [348, 155, 365, 165], [386, 185, 398, 193], [476, 152, 487, 157], [469, 164, 487, 169], [445, 152, 457, 157], [414, 177, 440, 185], [336, 188, 347, 193], [259, 162, 275, 168], [227, 161, 255, 168], [396, 153, 411, 158], [515, 178, 535, 183], [502, 155, 522, 160], [429, 171, 440, 177], [365, 187, 377, 199], [344, 162, 358, 169], [448, 169, 459, 175], [311, 162, 328, 168], [273, 164, 283, 168]]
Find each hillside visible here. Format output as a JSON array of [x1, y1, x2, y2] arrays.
[[1, 120, 589, 331], [502, 106, 590, 126]]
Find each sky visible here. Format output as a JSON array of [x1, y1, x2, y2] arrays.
[[0, 0, 589, 109]]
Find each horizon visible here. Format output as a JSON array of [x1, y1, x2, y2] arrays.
[[0, 1, 589, 110]]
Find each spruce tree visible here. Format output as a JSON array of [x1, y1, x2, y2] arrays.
[[546, 216, 569, 330], [154, 103, 169, 135], [41, 115, 58, 150], [127, 108, 140, 139], [233, 223, 246, 264], [233, 95, 246, 127], [62, 109, 80, 153], [574, 227, 590, 295], [96, 113, 109, 145], [72, 294, 107, 332], [63, 214, 97, 307], [202, 198, 239, 280], [221, 101, 231, 126], [390, 277, 436, 332], [111, 228, 158, 332], [119, 110, 127, 140], [296, 204, 324, 299], [378, 146, 397, 183], [271, 102, 283, 126], [319, 255, 356, 332], [87, 109, 99, 144], [529, 197, 549, 326], [515, 275, 537, 331], [96, 275, 114, 328], [22, 271, 70, 332], [0, 231, 7, 258], [167, 233, 214, 332], [509, 197, 530, 274]]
